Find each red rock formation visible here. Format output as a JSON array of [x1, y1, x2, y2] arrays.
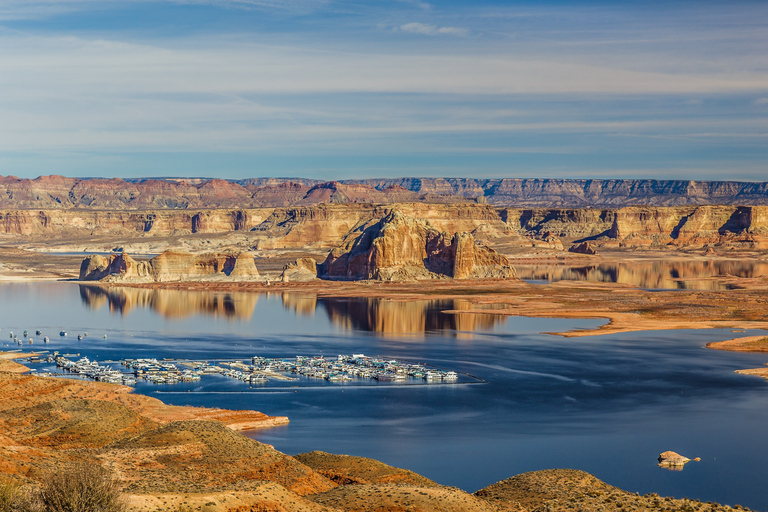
[[320, 211, 514, 281]]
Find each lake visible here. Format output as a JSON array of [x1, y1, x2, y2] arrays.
[[2, 282, 768, 510]]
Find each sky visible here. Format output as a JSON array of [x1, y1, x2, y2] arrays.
[[0, 0, 767, 181]]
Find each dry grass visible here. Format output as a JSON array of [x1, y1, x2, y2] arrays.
[[37, 464, 127, 512]]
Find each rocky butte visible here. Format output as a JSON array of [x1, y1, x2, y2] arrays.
[[319, 211, 515, 281], [79, 250, 260, 282]]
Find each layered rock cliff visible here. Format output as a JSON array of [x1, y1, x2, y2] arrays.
[[0, 208, 271, 237], [319, 211, 514, 281], [503, 205, 768, 249], [606, 205, 768, 248], [79, 251, 260, 282], [351, 178, 768, 206], [6, 202, 768, 255], [3, 175, 768, 209]]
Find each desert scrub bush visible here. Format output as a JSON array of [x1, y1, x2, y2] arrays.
[[0, 479, 38, 512], [37, 464, 125, 512]]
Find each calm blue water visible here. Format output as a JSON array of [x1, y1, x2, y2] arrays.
[[2, 282, 768, 509]]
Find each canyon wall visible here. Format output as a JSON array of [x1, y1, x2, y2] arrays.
[[352, 178, 768, 206], [3, 202, 768, 251], [3, 175, 768, 209], [0, 208, 272, 237]]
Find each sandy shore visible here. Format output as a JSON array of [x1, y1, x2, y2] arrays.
[[706, 336, 768, 352], [705, 336, 768, 381], [0, 351, 41, 373]]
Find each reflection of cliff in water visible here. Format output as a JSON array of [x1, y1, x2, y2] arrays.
[[516, 260, 768, 290], [314, 297, 505, 337], [79, 286, 504, 335], [79, 285, 259, 319]]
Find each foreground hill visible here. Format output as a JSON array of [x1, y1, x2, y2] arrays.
[[2, 176, 768, 209]]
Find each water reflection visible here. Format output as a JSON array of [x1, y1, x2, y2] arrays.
[[313, 297, 504, 336], [79, 285, 505, 336], [515, 259, 768, 290], [78, 285, 259, 319]]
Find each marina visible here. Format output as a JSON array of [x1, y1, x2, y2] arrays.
[[22, 350, 473, 387]]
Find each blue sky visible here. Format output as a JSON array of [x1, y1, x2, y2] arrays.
[[0, 0, 767, 180]]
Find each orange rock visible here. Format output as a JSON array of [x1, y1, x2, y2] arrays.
[[320, 211, 514, 281], [79, 250, 260, 282]]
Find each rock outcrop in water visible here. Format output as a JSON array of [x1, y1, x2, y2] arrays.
[[319, 211, 515, 281], [657, 451, 699, 470], [79, 250, 260, 282]]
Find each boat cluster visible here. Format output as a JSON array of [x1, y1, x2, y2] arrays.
[[251, 354, 459, 383], [27, 353, 461, 387], [122, 358, 202, 384], [4, 328, 107, 346], [121, 359, 267, 384], [6, 329, 49, 345], [46, 353, 136, 386]]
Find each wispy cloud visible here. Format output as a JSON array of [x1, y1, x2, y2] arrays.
[[0, 0, 331, 20], [398, 22, 468, 37], [393, 0, 432, 11], [4, 34, 768, 97], [168, 0, 331, 13]]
